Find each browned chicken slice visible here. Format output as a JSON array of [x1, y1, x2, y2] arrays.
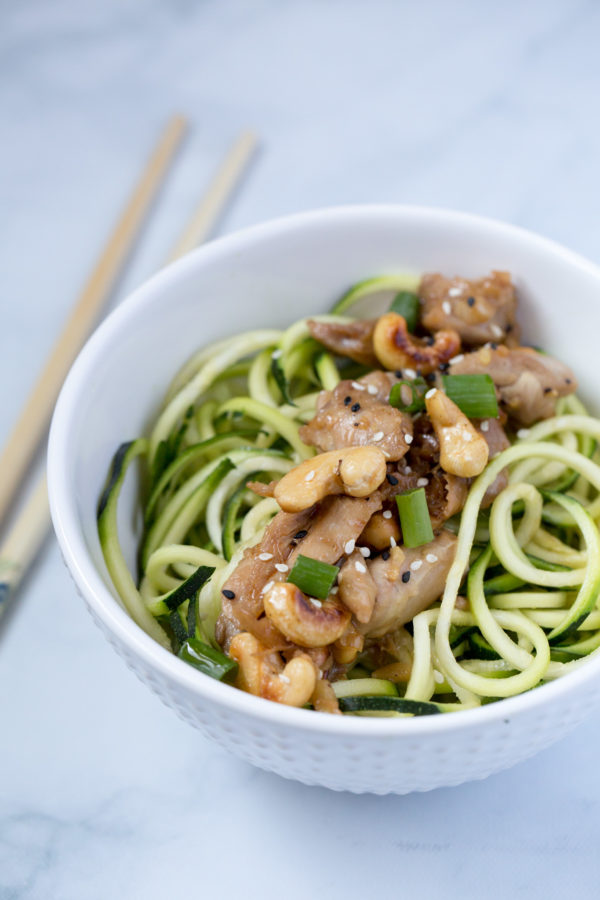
[[308, 318, 377, 366], [475, 416, 511, 506], [450, 344, 577, 425], [216, 507, 314, 650], [299, 377, 413, 460], [420, 270, 520, 347], [380, 464, 468, 530], [361, 530, 458, 637], [288, 494, 382, 568], [337, 548, 378, 623]]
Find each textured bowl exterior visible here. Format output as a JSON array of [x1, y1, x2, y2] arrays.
[[48, 205, 600, 793]]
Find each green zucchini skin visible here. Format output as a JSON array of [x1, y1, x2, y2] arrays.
[[338, 696, 443, 716], [97, 441, 136, 519]]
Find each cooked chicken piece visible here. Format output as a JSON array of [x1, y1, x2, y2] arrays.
[[381, 465, 468, 530], [299, 377, 413, 460], [216, 507, 314, 650], [288, 494, 382, 568], [337, 549, 378, 623], [450, 344, 577, 425], [361, 530, 458, 637], [307, 318, 377, 366], [420, 270, 520, 347], [475, 417, 510, 506]]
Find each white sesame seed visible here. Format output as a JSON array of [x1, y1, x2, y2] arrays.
[[352, 381, 366, 391], [449, 354, 464, 365], [373, 431, 384, 442], [367, 384, 378, 395], [433, 669, 444, 684], [491, 324, 503, 338], [390, 536, 397, 548], [404, 465, 412, 473], [448, 287, 462, 298], [344, 539, 355, 555], [310, 598, 323, 608], [425, 388, 437, 399], [275, 563, 289, 573], [410, 559, 423, 571], [442, 301, 452, 315], [404, 368, 417, 379], [517, 428, 530, 439], [262, 581, 274, 594], [279, 674, 291, 684], [405, 433, 413, 444], [329, 586, 339, 595], [382, 510, 393, 520], [416, 477, 429, 487], [305, 470, 315, 482], [359, 546, 371, 558], [271, 349, 282, 359], [480, 420, 490, 432], [426, 553, 438, 563], [462, 430, 473, 442], [258, 552, 273, 561], [355, 561, 367, 573]]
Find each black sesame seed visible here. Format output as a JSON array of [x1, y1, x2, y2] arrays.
[[566, 378, 572, 384], [467, 296, 475, 307], [344, 396, 352, 406], [506, 324, 513, 333], [439, 362, 450, 373], [544, 387, 552, 394], [294, 529, 308, 540], [395, 370, 403, 378], [425, 336, 435, 346], [490, 342, 498, 350], [351, 402, 361, 412], [222, 589, 235, 599], [353, 422, 359, 427], [401, 571, 411, 583], [387, 473, 399, 485], [381, 550, 390, 561]]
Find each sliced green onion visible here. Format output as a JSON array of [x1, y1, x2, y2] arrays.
[[389, 291, 419, 332], [389, 378, 427, 413], [395, 487, 434, 548], [287, 554, 339, 599], [178, 637, 239, 682], [442, 374, 499, 418]]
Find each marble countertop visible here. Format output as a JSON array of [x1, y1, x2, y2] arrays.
[[3, 0, 600, 896]]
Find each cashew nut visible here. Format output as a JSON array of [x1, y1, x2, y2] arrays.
[[263, 581, 351, 647], [359, 509, 401, 550], [229, 631, 317, 707], [425, 388, 489, 477], [311, 677, 341, 714], [274, 445, 387, 513], [373, 312, 461, 375]]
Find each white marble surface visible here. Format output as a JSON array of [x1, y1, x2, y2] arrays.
[[3, 0, 600, 896]]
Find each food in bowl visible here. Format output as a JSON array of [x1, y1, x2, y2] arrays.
[[98, 267, 600, 717]]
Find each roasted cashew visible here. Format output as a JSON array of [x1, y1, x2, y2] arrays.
[[263, 581, 351, 647], [337, 549, 377, 624], [373, 312, 461, 375], [425, 388, 489, 477], [274, 445, 387, 513], [229, 631, 317, 707]]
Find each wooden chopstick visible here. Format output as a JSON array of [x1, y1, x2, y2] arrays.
[[0, 128, 258, 620], [166, 130, 257, 262], [0, 115, 187, 531]]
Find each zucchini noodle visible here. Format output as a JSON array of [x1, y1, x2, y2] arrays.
[[98, 278, 600, 717]]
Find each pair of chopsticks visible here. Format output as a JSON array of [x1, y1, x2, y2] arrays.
[[0, 117, 257, 620]]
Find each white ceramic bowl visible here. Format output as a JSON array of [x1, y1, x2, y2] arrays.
[[48, 205, 600, 794]]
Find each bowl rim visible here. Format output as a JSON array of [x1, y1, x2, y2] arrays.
[[48, 202, 600, 737]]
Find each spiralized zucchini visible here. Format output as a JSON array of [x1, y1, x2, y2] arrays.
[[98, 290, 600, 716]]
